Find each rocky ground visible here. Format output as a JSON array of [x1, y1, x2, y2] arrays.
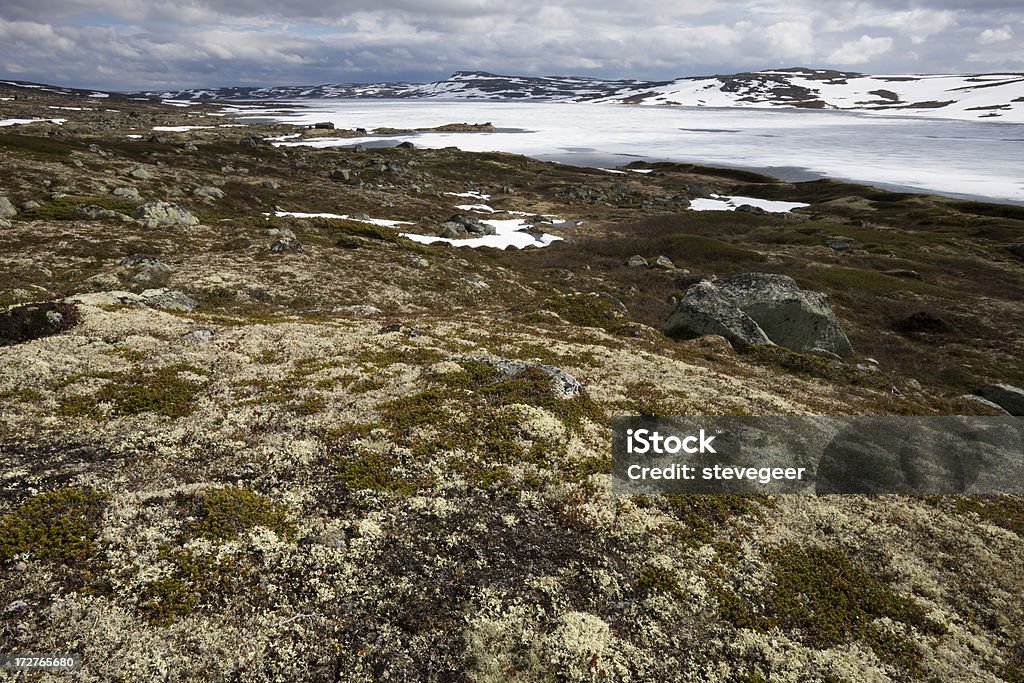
[[1, 84, 1023, 682]]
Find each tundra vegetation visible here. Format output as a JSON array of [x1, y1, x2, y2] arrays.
[[0, 83, 1022, 681]]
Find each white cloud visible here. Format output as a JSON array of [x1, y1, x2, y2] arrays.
[[977, 25, 1013, 43], [827, 34, 894, 65]]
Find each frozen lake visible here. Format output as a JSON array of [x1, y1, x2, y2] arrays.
[[231, 100, 1024, 204]]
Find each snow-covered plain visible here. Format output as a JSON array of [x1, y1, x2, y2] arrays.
[[246, 100, 1024, 203]]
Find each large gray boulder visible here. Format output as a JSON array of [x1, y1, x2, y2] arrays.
[[978, 384, 1024, 416], [715, 273, 853, 358], [663, 280, 772, 348], [133, 201, 199, 229]]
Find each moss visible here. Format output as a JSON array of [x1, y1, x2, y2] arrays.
[[953, 495, 1024, 536], [356, 345, 446, 369], [333, 448, 425, 495], [0, 487, 107, 564], [139, 545, 246, 625], [664, 494, 764, 547], [738, 345, 892, 390], [97, 364, 205, 418], [57, 394, 103, 419], [0, 132, 80, 157], [0, 387, 44, 403], [637, 564, 682, 597], [192, 486, 294, 541], [20, 194, 141, 220], [718, 543, 945, 674], [542, 293, 624, 331]]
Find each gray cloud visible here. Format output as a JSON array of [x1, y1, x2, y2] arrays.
[[0, 0, 1021, 89]]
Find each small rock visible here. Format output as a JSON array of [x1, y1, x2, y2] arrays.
[[978, 384, 1024, 416], [71, 204, 128, 221], [4, 600, 29, 614], [735, 204, 768, 215], [824, 236, 858, 251], [239, 135, 266, 148], [438, 222, 467, 238], [193, 186, 226, 199], [330, 168, 352, 181], [350, 213, 371, 221], [148, 135, 169, 144], [127, 167, 152, 180], [626, 255, 648, 268], [270, 237, 303, 253], [133, 201, 199, 229], [397, 141, 415, 149], [313, 121, 335, 130], [263, 180, 281, 190], [118, 255, 172, 285], [181, 142, 198, 152], [65, 288, 197, 312], [112, 186, 141, 200], [472, 357, 583, 398], [20, 200, 40, 210], [906, 379, 923, 391], [0, 196, 18, 219], [653, 255, 675, 270], [408, 256, 430, 269], [266, 227, 296, 239]]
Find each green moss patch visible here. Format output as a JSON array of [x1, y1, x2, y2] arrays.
[[0, 486, 107, 565], [953, 496, 1024, 536], [139, 544, 249, 625], [20, 194, 141, 220], [98, 364, 206, 418], [191, 486, 294, 541], [718, 544, 945, 673]]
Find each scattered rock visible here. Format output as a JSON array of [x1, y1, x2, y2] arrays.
[[438, 222, 467, 238], [133, 201, 200, 229], [71, 204, 129, 221], [181, 143, 198, 152], [653, 255, 675, 270], [65, 288, 197, 312], [735, 204, 768, 215], [408, 256, 430, 269], [440, 215, 495, 237], [663, 280, 772, 348], [118, 255, 172, 285], [0, 301, 81, 345], [978, 384, 1024, 416], [112, 186, 141, 200], [263, 180, 281, 190], [825, 236, 858, 251], [270, 237, 303, 253], [686, 183, 714, 198], [127, 167, 152, 180], [148, 135, 169, 144], [714, 273, 854, 357], [330, 168, 352, 181], [4, 600, 29, 614], [239, 135, 266, 148], [0, 196, 18, 219], [461, 357, 583, 398], [266, 227, 296, 240], [20, 200, 40, 210], [626, 255, 648, 268], [193, 186, 226, 199], [313, 121, 335, 130], [397, 141, 415, 149]]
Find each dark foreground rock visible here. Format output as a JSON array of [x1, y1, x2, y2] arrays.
[[0, 302, 81, 345], [978, 384, 1024, 416]]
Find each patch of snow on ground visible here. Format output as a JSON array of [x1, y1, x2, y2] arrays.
[[689, 195, 809, 213], [0, 118, 66, 126], [403, 218, 563, 249], [445, 191, 490, 200], [152, 125, 215, 132], [599, 168, 626, 174], [455, 204, 496, 213], [628, 168, 653, 173], [271, 211, 411, 227]]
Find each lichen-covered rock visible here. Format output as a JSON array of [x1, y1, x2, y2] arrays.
[[118, 255, 172, 286], [65, 288, 197, 312], [133, 201, 199, 228], [472, 357, 583, 398], [71, 204, 130, 221], [663, 280, 772, 348], [715, 272, 854, 358], [192, 186, 226, 199], [626, 255, 648, 268], [0, 301, 81, 345], [270, 237, 303, 253], [978, 384, 1024, 416], [0, 195, 16, 219]]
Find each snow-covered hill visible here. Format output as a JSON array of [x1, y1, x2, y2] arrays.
[[6, 68, 1024, 122], [139, 68, 1024, 122]]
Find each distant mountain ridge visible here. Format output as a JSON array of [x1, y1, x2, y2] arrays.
[[5, 68, 1024, 121], [136, 67, 1024, 121]]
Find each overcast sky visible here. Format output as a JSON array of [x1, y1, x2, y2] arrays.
[[0, 0, 1021, 90]]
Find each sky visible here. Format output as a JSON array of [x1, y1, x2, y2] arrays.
[[0, 0, 1022, 90]]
